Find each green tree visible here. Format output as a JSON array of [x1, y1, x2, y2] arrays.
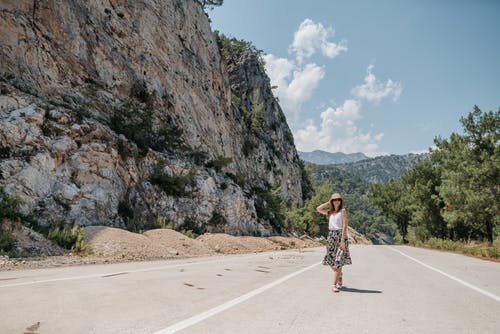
[[299, 160, 314, 201], [400, 158, 446, 240], [369, 180, 412, 243], [283, 180, 332, 236], [433, 106, 499, 244]]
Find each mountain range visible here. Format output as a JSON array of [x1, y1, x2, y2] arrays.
[[302, 151, 430, 184], [298, 150, 368, 164]]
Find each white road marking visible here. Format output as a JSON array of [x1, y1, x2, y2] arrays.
[[153, 262, 321, 334], [388, 246, 500, 303], [0, 255, 258, 289]]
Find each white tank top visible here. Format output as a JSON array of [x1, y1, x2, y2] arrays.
[[329, 211, 343, 230]]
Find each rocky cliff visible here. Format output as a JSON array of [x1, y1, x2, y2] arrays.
[[0, 0, 303, 236]]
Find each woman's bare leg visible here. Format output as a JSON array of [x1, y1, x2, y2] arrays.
[[332, 267, 340, 291]]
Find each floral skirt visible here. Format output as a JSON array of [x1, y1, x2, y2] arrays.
[[323, 229, 352, 268]]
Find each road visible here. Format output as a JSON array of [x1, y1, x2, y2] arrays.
[[0, 245, 499, 333]]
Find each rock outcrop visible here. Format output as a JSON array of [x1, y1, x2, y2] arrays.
[[0, 0, 304, 235]]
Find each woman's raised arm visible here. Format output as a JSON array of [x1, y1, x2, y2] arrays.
[[316, 201, 330, 216]]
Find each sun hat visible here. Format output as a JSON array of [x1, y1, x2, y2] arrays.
[[330, 193, 342, 200]]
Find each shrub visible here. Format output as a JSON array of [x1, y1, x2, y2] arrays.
[[48, 225, 91, 253], [118, 200, 134, 220], [130, 80, 155, 110], [152, 215, 174, 230], [209, 211, 227, 226], [214, 31, 264, 68], [253, 184, 284, 233], [0, 229, 15, 254], [226, 172, 246, 188], [242, 138, 257, 156], [0, 186, 20, 221], [179, 217, 205, 236], [125, 218, 141, 233], [110, 101, 152, 156], [117, 141, 129, 160], [150, 162, 196, 197], [0, 146, 11, 158], [188, 150, 209, 166], [110, 80, 184, 155], [206, 156, 233, 172], [250, 103, 264, 138]]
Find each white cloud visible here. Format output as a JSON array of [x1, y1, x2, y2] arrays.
[[262, 20, 402, 156], [263, 54, 324, 122], [291, 19, 347, 64], [294, 100, 385, 157], [351, 64, 402, 104]]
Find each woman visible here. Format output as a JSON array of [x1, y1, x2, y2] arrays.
[[316, 193, 352, 292]]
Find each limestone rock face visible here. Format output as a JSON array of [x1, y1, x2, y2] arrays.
[[0, 0, 303, 235]]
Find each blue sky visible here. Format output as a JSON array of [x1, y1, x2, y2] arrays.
[[209, 0, 500, 157]]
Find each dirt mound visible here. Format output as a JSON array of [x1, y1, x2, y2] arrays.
[[84, 226, 215, 261], [143, 229, 215, 257], [196, 233, 323, 254], [238, 236, 282, 252], [84, 226, 152, 260], [268, 236, 312, 249], [196, 233, 253, 254]]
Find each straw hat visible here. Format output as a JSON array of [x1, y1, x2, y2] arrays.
[[330, 193, 342, 200]]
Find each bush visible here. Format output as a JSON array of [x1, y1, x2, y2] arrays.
[[242, 138, 257, 156], [0, 186, 20, 221], [110, 81, 184, 155], [188, 150, 209, 166], [214, 31, 264, 70], [48, 225, 91, 253], [226, 172, 246, 188], [179, 217, 205, 236], [152, 215, 174, 230], [206, 156, 232, 172], [150, 162, 196, 197], [118, 200, 134, 220], [0, 229, 15, 253], [250, 104, 264, 138], [209, 211, 227, 226], [130, 80, 155, 110], [253, 184, 284, 233]]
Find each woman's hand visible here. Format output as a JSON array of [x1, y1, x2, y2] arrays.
[[340, 240, 346, 251], [316, 201, 331, 216]]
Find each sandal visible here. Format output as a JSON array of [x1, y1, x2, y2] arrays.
[[332, 285, 340, 293]]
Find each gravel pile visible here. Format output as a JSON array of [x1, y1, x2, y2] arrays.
[[1, 225, 370, 271]]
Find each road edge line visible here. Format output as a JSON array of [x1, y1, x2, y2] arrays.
[[387, 246, 500, 303]]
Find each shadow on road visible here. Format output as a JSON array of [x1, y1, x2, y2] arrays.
[[340, 287, 382, 294]]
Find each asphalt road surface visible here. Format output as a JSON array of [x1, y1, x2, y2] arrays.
[[1, 245, 499, 333]]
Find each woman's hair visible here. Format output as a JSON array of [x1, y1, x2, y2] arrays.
[[328, 198, 343, 214]]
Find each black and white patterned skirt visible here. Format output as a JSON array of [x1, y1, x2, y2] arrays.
[[322, 229, 352, 268]]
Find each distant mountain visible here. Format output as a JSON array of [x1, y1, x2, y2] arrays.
[[299, 150, 368, 165], [310, 153, 430, 184]]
